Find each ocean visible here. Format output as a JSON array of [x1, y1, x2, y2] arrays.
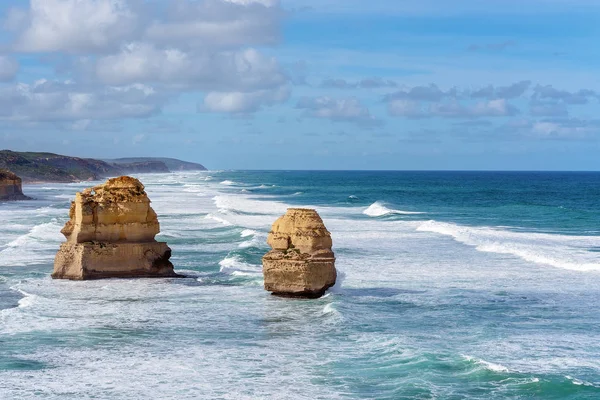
[[1, 170, 600, 399]]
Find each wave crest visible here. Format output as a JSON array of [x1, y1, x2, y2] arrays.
[[363, 202, 424, 217], [418, 220, 600, 272]]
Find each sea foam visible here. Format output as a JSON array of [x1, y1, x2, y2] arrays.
[[363, 201, 425, 217], [418, 220, 600, 272], [219, 255, 262, 276], [462, 355, 510, 373]]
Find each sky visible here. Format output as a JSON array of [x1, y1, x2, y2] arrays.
[[0, 0, 599, 170]]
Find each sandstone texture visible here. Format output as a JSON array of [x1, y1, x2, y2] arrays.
[[0, 169, 30, 200], [52, 176, 177, 280], [262, 208, 337, 298]]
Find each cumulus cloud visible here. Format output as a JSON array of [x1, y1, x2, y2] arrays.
[[7, 0, 138, 53], [530, 119, 600, 139], [145, 0, 281, 49], [92, 45, 287, 92], [297, 96, 381, 126], [201, 85, 290, 113], [0, 80, 167, 123], [7, 0, 282, 53], [2, 0, 289, 120]]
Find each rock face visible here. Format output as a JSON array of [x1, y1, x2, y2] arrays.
[[0, 169, 30, 200], [262, 208, 337, 298], [52, 176, 177, 280]]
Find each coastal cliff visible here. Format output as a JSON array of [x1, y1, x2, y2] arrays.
[[52, 176, 177, 280], [0, 169, 30, 200], [262, 208, 337, 298], [0, 150, 206, 183]]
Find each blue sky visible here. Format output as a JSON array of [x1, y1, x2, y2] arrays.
[[0, 0, 599, 170]]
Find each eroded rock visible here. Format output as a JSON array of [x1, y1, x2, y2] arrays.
[[52, 176, 177, 280], [262, 208, 337, 298], [0, 169, 30, 201]]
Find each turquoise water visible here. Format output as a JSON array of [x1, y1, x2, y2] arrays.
[[1, 171, 600, 399]]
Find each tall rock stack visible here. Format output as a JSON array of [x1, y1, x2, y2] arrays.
[[0, 169, 30, 200], [52, 176, 177, 280], [262, 208, 337, 298]]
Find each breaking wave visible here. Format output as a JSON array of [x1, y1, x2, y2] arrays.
[[363, 202, 425, 217], [418, 220, 600, 272], [219, 255, 262, 276], [462, 355, 510, 373]]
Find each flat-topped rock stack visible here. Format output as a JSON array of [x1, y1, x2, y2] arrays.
[[52, 176, 177, 280], [0, 169, 30, 201], [262, 208, 337, 298]]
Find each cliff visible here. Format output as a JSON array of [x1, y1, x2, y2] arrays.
[[0, 169, 30, 200], [0, 150, 206, 183], [52, 176, 177, 280], [262, 208, 337, 298], [106, 157, 206, 171]]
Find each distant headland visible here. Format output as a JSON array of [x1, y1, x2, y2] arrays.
[[0, 150, 206, 183]]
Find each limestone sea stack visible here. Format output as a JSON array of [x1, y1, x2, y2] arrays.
[[262, 208, 337, 298], [52, 176, 177, 280], [0, 169, 30, 200]]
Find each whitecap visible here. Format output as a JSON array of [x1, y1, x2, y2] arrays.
[[565, 375, 596, 386], [204, 214, 232, 227], [220, 180, 236, 186], [16, 289, 36, 309], [329, 270, 346, 293], [363, 201, 424, 217], [322, 303, 336, 314], [241, 229, 257, 238], [418, 220, 600, 272], [219, 256, 261, 276], [462, 355, 510, 373]]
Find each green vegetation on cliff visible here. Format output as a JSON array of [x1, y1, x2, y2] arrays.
[[0, 150, 206, 183]]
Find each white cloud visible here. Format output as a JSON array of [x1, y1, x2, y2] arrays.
[[3, 0, 289, 118], [202, 86, 290, 113], [8, 0, 137, 53], [388, 99, 425, 118], [0, 80, 166, 122], [145, 0, 281, 49], [297, 96, 381, 126], [530, 120, 599, 139], [93, 45, 287, 92], [469, 99, 519, 117]]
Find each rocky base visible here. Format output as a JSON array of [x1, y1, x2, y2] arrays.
[[0, 192, 31, 201], [52, 242, 179, 280], [263, 252, 337, 298], [0, 169, 30, 201]]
